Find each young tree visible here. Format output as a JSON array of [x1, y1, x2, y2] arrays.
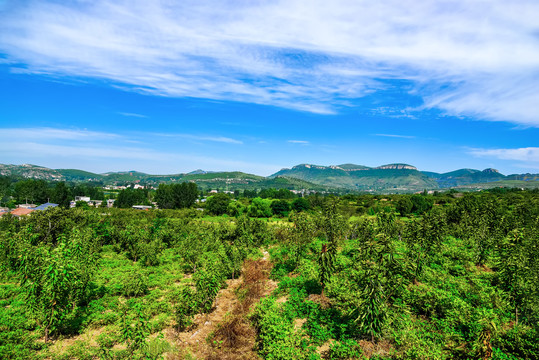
[[16, 228, 100, 342], [317, 200, 347, 294]]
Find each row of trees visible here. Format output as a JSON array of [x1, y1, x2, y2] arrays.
[[205, 194, 311, 217], [153, 182, 199, 209], [0, 177, 105, 208]]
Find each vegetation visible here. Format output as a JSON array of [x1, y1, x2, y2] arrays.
[[0, 186, 538, 359], [3, 162, 538, 193]]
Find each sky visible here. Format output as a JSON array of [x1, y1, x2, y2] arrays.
[[0, 0, 538, 176]]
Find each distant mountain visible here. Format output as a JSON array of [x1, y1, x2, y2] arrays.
[[424, 168, 506, 188], [506, 173, 539, 181], [271, 163, 438, 191], [56, 169, 104, 181], [0, 164, 328, 192], [0, 164, 63, 180], [2, 163, 538, 193]]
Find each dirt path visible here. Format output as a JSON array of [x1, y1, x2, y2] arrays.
[[168, 249, 277, 359]]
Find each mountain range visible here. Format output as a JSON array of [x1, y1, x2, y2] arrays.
[[1, 163, 538, 193]]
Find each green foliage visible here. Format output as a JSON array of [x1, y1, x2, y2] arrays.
[[52, 182, 72, 208], [0, 190, 538, 359], [227, 200, 246, 216], [120, 302, 152, 359], [121, 271, 149, 297], [173, 286, 197, 331], [194, 267, 223, 313], [15, 228, 100, 341], [248, 197, 273, 218], [206, 192, 231, 215], [317, 200, 347, 291], [395, 196, 413, 216], [410, 194, 433, 214], [328, 339, 364, 360], [270, 199, 290, 217], [154, 182, 199, 209], [115, 188, 150, 208], [14, 179, 50, 204], [496, 229, 539, 324], [252, 297, 312, 359], [291, 197, 310, 212]]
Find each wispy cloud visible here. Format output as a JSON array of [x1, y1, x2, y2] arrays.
[[469, 147, 539, 162], [0, 1, 538, 124], [288, 140, 310, 145], [0, 127, 119, 140], [151, 132, 243, 144], [118, 112, 147, 118], [0, 141, 280, 174], [0, 127, 279, 174], [373, 134, 415, 139]]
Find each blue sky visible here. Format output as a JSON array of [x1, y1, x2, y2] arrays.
[[0, 0, 538, 176]]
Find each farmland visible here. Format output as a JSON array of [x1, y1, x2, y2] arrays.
[[0, 189, 538, 359]]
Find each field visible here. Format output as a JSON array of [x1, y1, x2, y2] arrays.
[[0, 190, 538, 359]]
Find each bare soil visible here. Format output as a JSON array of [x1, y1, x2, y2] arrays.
[[167, 249, 277, 359]]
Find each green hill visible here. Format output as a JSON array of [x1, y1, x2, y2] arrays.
[[271, 163, 437, 192], [3, 163, 539, 193], [424, 168, 506, 188], [56, 169, 104, 181], [0, 164, 63, 180]]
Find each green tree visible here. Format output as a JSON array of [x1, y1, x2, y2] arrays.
[[0, 176, 12, 205], [317, 200, 347, 293], [404, 206, 447, 280], [410, 194, 433, 214], [496, 229, 538, 325], [16, 228, 100, 342], [227, 201, 246, 217], [172, 182, 199, 209], [248, 197, 272, 218], [206, 193, 230, 215], [14, 179, 50, 204], [396, 196, 413, 216], [52, 182, 71, 208], [270, 199, 290, 217], [288, 212, 315, 269], [154, 184, 174, 209], [115, 188, 149, 208], [291, 197, 310, 212]]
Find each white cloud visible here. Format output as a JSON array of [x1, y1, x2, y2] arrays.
[[118, 112, 147, 118], [374, 134, 415, 139], [0, 127, 119, 140], [0, 1, 538, 124], [469, 147, 539, 162], [288, 140, 310, 144], [150, 132, 243, 144], [0, 140, 280, 175]]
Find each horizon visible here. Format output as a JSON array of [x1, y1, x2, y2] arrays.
[[1, 161, 532, 178], [1, 1, 538, 177]]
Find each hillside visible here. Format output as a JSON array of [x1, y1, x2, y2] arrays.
[[56, 169, 105, 182], [2, 163, 539, 193], [425, 168, 507, 188], [0, 164, 63, 180], [271, 163, 438, 192]]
